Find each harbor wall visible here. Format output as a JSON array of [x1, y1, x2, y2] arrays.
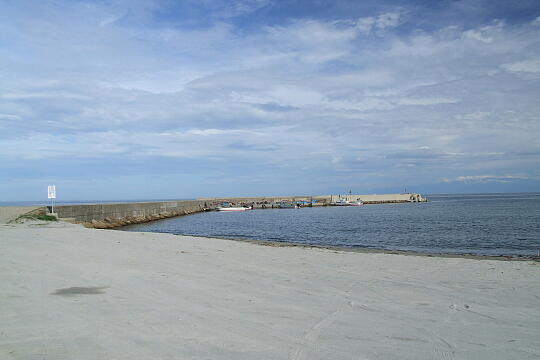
[[42, 193, 425, 228], [334, 193, 426, 204], [53, 200, 210, 228], [199, 193, 426, 205]]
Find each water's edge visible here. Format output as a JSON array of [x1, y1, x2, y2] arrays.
[[114, 228, 540, 262]]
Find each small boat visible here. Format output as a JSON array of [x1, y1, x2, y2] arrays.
[[217, 206, 251, 212], [330, 199, 351, 206], [330, 199, 363, 206]]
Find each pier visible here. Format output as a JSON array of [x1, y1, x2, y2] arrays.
[[200, 193, 427, 207]]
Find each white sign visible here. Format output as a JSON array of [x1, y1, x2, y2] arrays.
[[48, 185, 56, 199]]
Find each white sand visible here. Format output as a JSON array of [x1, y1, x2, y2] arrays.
[[1, 221, 539, 360]]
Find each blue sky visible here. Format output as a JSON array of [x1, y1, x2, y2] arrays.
[[1, 0, 540, 200]]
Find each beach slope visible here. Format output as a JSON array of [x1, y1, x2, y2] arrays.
[[1, 221, 539, 359]]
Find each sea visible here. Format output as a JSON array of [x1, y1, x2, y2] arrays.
[[121, 193, 540, 257]]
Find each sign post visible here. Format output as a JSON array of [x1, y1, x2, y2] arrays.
[[48, 185, 56, 214]]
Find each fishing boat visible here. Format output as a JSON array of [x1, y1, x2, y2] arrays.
[[330, 199, 363, 206], [217, 206, 251, 212], [330, 199, 351, 206]]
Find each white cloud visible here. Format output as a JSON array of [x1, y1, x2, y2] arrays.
[[357, 12, 402, 33], [455, 112, 490, 120], [356, 17, 375, 33], [99, 15, 122, 27], [0, 92, 92, 100], [229, 85, 323, 107], [375, 12, 401, 29], [462, 21, 504, 43], [263, 19, 358, 63], [197, 0, 271, 18], [442, 175, 528, 183], [397, 97, 460, 106], [462, 29, 493, 43], [501, 58, 540, 73], [0, 113, 20, 120], [325, 97, 394, 111], [187, 128, 258, 136]]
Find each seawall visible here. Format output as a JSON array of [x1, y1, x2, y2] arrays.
[[53, 200, 210, 229], [199, 193, 427, 205], [12, 193, 425, 228], [333, 193, 426, 204]]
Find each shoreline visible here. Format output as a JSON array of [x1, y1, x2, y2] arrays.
[[116, 229, 540, 262]]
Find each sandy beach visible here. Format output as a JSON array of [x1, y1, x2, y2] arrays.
[[1, 220, 539, 360]]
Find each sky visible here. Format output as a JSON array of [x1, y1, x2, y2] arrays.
[[1, 0, 540, 201]]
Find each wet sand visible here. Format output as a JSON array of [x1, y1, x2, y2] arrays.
[[1, 221, 539, 359]]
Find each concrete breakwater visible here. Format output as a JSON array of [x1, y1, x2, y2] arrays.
[[1, 193, 426, 228], [199, 193, 427, 206], [333, 193, 426, 204], [53, 200, 210, 229]]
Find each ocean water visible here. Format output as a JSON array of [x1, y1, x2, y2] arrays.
[[122, 193, 540, 257]]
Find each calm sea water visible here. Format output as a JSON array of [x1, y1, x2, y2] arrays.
[[122, 193, 540, 257]]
